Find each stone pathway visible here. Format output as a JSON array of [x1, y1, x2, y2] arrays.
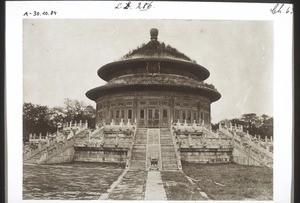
[[144, 171, 167, 200]]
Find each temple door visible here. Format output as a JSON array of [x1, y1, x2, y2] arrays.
[[147, 109, 160, 128]]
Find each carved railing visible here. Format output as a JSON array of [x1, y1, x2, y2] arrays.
[[219, 125, 273, 157], [24, 121, 89, 161], [62, 120, 88, 130], [37, 136, 76, 164], [125, 126, 137, 169], [219, 124, 273, 167], [170, 126, 182, 170]]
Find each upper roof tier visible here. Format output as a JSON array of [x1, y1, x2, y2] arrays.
[[97, 28, 210, 82]]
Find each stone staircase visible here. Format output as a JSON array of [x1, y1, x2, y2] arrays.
[[24, 129, 89, 165], [129, 129, 147, 170], [135, 129, 148, 144], [219, 126, 273, 168], [24, 148, 47, 164], [160, 129, 179, 170]]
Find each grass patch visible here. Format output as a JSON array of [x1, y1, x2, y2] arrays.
[[182, 162, 273, 200], [160, 171, 206, 200], [23, 162, 125, 200]]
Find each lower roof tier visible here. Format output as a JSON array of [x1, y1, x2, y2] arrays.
[[86, 74, 221, 102]]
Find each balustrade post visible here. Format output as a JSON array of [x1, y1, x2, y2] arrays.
[[87, 130, 91, 143], [266, 144, 270, 152], [100, 135, 105, 146], [75, 120, 77, 127], [79, 120, 82, 127], [115, 136, 119, 147], [111, 119, 115, 126], [127, 119, 131, 127], [241, 125, 243, 132], [188, 134, 192, 147], [69, 121, 72, 127], [46, 132, 50, 146], [38, 141, 42, 151], [29, 133, 32, 141], [120, 118, 124, 127], [193, 120, 196, 127], [270, 136, 273, 142], [85, 120, 88, 128]]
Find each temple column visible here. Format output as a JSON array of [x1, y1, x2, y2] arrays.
[[133, 98, 138, 126], [170, 98, 174, 126]]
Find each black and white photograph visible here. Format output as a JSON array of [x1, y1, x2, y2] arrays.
[[6, 1, 293, 203]]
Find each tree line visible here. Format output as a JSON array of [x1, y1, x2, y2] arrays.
[[212, 113, 273, 139], [23, 98, 96, 143]]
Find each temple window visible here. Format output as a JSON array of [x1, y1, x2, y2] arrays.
[[121, 110, 125, 118], [116, 110, 120, 119], [174, 109, 179, 120], [162, 101, 168, 106], [163, 109, 168, 118], [140, 109, 145, 119], [110, 110, 114, 119], [128, 109, 133, 119], [182, 110, 186, 120], [193, 112, 198, 122], [187, 110, 192, 122], [126, 101, 133, 106], [149, 101, 159, 106], [148, 109, 153, 119], [140, 101, 146, 105]]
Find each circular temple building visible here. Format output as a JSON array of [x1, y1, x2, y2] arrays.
[[86, 28, 221, 128]]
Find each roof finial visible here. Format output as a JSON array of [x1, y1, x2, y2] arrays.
[[150, 28, 158, 41]]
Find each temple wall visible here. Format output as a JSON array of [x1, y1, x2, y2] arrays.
[[45, 147, 75, 164], [73, 147, 127, 163], [179, 148, 233, 163], [95, 91, 211, 128]]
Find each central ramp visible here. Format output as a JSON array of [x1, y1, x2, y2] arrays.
[[146, 129, 162, 170], [129, 128, 179, 171]]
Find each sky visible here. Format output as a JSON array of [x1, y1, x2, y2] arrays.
[[23, 19, 273, 123]]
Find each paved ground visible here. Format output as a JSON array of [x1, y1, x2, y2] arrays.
[[23, 162, 272, 200], [144, 171, 167, 200], [108, 170, 147, 200], [23, 163, 124, 200]]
